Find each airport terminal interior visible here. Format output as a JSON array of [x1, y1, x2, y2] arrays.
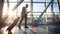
[[0, 0, 60, 34]]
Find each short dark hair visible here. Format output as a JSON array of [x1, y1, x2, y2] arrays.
[[26, 4, 28, 7]]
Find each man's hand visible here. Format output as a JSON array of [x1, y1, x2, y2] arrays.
[[26, 11, 31, 13]]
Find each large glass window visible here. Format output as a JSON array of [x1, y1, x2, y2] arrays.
[[9, 0, 17, 2], [33, 3, 45, 12], [33, 0, 45, 2], [4, 0, 17, 2], [46, 0, 57, 2], [53, 3, 59, 13], [46, 5, 51, 13]]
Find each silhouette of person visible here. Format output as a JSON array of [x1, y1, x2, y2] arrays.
[[18, 4, 28, 29]]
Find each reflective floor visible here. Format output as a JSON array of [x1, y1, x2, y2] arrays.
[[0, 25, 60, 34]]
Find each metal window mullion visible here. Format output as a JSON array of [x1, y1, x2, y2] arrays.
[[57, 0, 60, 19], [51, 0, 55, 22], [31, 0, 33, 22]]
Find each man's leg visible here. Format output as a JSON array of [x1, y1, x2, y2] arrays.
[[18, 16, 24, 29], [25, 14, 28, 28]]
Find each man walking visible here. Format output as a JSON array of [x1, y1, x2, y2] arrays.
[[18, 4, 28, 29]]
